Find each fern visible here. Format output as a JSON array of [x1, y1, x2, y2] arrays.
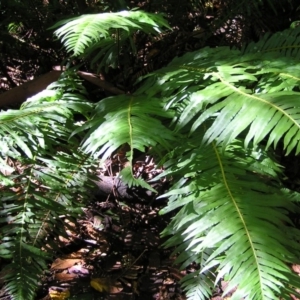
[[158, 134, 300, 299], [3, 8, 300, 300], [137, 27, 300, 299], [51, 10, 171, 71], [243, 25, 300, 57], [0, 71, 97, 299], [55, 13, 300, 300], [75, 93, 175, 190], [139, 42, 300, 154]]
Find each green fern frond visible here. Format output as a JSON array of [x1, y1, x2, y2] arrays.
[[181, 271, 215, 300], [86, 29, 137, 72], [162, 221, 216, 300], [2, 171, 86, 280], [0, 71, 97, 300], [119, 166, 156, 191], [139, 45, 300, 154], [1, 239, 49, 299], [243, 26, 300, 58], [51, 10, 170, 59], [160, 136, 300, 299], [0, 143, 96, 300], [0, 74, 93, 159], [78, 94, 175, 187]]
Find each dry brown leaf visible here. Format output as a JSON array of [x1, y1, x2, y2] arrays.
[[54, 273, 77, 281], [292, 264, 300, 274], [58, 236, 71, 244], [163, 277, 174, 285], [65, 251, 86, 258], [48, 287, 70, 299], [109, 281, 123, 294], [51, 258, 82, 270]]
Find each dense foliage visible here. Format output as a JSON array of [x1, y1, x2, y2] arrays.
[[0, 72, 97, 298], [1, 1, 300, 300], [1, 0, 299, 92]]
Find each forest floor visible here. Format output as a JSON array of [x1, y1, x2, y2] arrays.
[[35, 154, 231, 300], [38, 188, 186, 300]]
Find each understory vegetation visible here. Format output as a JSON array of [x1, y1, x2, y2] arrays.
[[1, 1, 300, 300]]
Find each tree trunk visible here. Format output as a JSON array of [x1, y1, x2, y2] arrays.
[[0, 70, 124, 109], [0, 71, 62, 108]]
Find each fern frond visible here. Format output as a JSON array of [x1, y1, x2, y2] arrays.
[[190, 59, 300, 154], [51, 10, 170, 57], [135, 26, 300, 299], [160, 135, 300, 299], [1, 238, 50, 299], [139, 45, 300, 154], [162, 219, 216, 300], [243, 26, 300, 58], [78, 94, 175, 188], [0, 71, 97, 299], [0, 73, 93, 159], [0, 144, 96, 300]]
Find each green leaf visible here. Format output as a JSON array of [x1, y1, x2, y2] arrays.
[[160, 139, 300, 299], [52, 10, 170, 62]]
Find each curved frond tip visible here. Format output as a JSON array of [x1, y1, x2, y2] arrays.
[[52, 10, 170, 56]]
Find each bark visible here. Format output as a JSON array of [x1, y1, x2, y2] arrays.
[[0, 71, 62, 108], [77, 71, 125, 95], [0, 70, 125, 109]]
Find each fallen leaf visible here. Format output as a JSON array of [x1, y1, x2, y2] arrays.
[[163, 277, 174, 285], [90, 277, 111, 293], [51, 258, 82, 270], [54, 273, 77, 281], [292, 264, 300, 274], [49, 287, 70, 299], [109, 281, 123, 294], [90, 277, 123, 294]]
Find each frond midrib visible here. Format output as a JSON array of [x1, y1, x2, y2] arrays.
[[212, 141, 264, 298]]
